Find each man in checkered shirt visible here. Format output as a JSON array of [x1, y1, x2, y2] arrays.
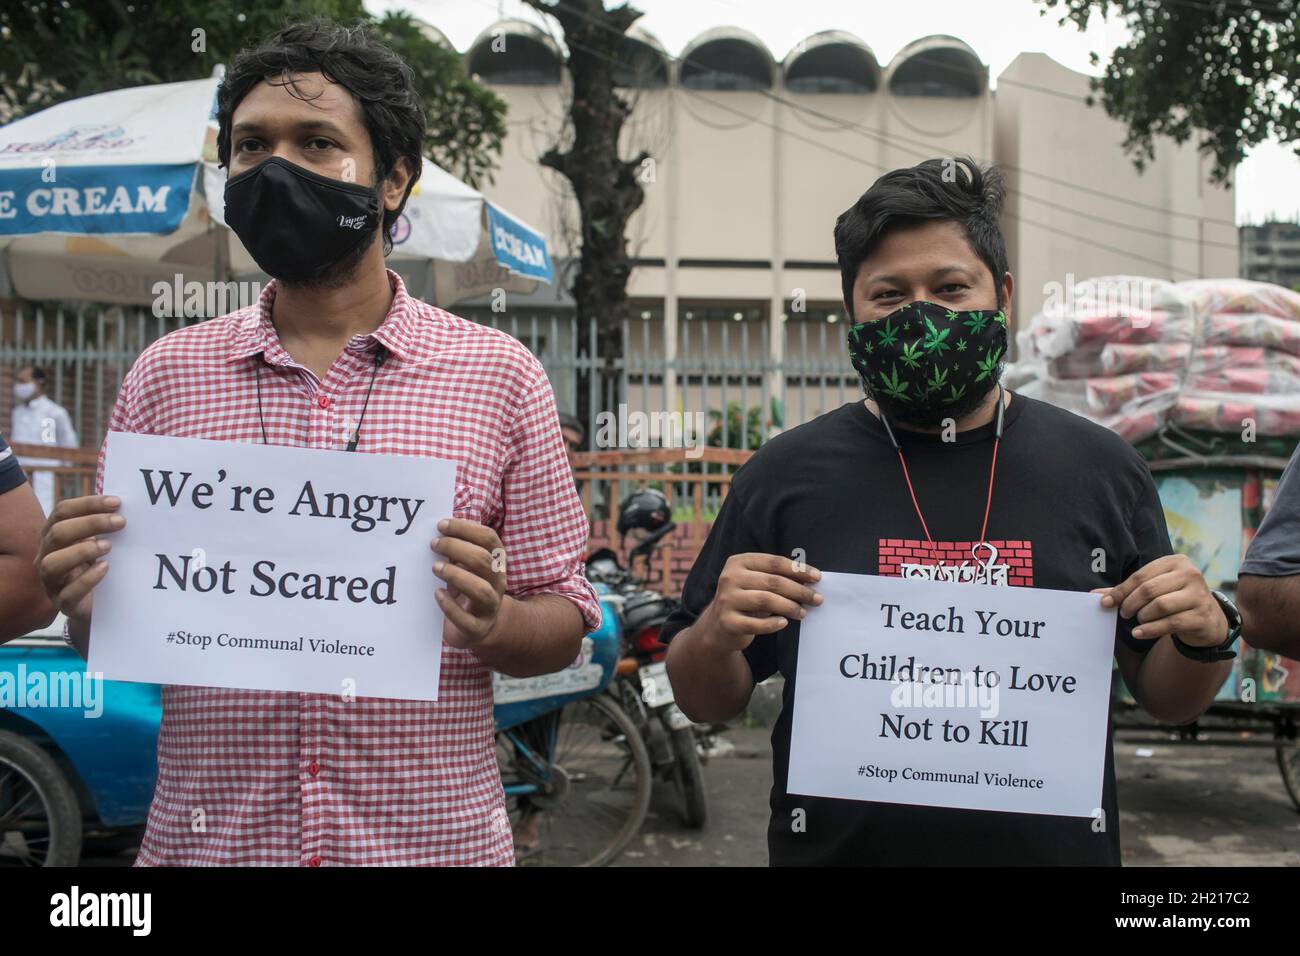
[[33, 21, 600, 866]]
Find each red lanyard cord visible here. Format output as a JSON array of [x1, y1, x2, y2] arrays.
[[979, 438, 1000, 544], [883, 386, 1005, 549], [895, 438, 999, 547], [894, 449, 934, 543]]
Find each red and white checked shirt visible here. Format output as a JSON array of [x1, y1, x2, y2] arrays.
[[95, 269, 601, 866]]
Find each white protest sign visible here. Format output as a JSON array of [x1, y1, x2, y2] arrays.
[[89, 432, 457, 701], [788, 571, 1116, 818]]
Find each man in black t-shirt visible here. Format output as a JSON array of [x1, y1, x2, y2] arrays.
[[662, 158, 1241, 866]]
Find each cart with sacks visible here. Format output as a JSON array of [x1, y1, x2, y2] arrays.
[[1010, 275, 1300, 809]]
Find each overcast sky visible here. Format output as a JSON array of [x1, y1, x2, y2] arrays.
[[376, 0, 1300, 225]]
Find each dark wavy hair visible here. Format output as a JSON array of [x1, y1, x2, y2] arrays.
[[834, 156, 1008, 311], [215, 19, 426, 255]]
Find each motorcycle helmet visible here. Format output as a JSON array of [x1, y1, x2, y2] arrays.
[[585, 547, 623, 585], [616, 488, 671, 541], [623, 589, 678, 635]]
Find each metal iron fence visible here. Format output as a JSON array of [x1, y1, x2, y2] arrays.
[[463, 309, 861, 451], [2, 302, 862, 454], [1, 302, 207, 449]]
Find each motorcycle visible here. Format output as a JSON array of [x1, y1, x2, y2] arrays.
[[588, 515, 710, 829]]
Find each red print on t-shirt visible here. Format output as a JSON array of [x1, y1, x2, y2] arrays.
[[877, 539, 1034, 588]]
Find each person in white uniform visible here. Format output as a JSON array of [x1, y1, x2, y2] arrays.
[[11, 365, 79, 516]]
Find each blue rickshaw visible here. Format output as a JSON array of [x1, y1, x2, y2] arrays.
[[0, 615, 160, 866]]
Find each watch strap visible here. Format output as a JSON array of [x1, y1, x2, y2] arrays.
[[1170, 631, 1237, 663], [1170, 590, 1242, 663]]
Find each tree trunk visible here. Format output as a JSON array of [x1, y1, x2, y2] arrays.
[[523, 1, 648, 428]]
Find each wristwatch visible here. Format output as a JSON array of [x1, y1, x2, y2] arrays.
[[1170, 589, 1242, 663]]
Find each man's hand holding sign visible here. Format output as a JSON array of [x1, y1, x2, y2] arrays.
[[666, 553, 822, 724], [1096, 553, 1235, 726], [428, 518, 584, 676], [36, 494, 124, 646], [432, 518, 507, 650], [1101, 553, 1227, 646]]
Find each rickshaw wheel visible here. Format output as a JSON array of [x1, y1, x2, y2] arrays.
[[1277, 742, 1300, 813], [0, 730, 82, 866]]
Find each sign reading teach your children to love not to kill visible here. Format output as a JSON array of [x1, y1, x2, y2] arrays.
[[788, 572, 1118, 818], [88, 433, 457, 701]]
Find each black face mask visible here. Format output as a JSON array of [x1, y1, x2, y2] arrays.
[[224, 157, 382, 282]]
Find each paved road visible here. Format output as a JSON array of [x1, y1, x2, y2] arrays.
[[619, 722, 1300, 867], [80, 723, 1300, 867], [612, 727, 772, 867], [1117, 728, 1300, 866]]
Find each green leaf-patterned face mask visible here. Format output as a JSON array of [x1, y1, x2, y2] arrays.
[[846, 300, 1007, 427]]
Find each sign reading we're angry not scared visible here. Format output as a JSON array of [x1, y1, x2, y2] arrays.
[[89, 432, 457, 701]]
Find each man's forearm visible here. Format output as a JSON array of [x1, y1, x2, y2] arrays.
[[470, 593, 584, 677], [0, 557, 57, 642], [1132, 637, 1233, 725], [0, 483, 58, 643], [665, 619, 754, 724], [1238, 575, 1300, 658]]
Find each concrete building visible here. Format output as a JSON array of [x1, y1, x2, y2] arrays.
[[420, 20, 1239, 431], [1240, 219, 1300, 288]]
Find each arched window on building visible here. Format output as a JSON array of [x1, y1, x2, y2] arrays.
[[680, 30, 773, 90], [467, 21, 563, 86], [888, 37, 985, 98], [614, 31, 669, 89], [784, 32, 879, 94]]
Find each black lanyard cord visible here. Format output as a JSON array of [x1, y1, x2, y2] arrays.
[[253, 345, 388, 451], [347, 347, 386, 451]]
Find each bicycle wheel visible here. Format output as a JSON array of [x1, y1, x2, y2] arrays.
[[1277, 740, 1300, 812], [502, 694, 652, 867]]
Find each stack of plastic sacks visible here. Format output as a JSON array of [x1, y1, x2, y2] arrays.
[[1007, 276, 1300, 444]]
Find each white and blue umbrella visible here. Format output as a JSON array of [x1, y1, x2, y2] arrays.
[[0, 78, 213, 238], [0, 77, 222, 304], [0, 76, 553, 306]]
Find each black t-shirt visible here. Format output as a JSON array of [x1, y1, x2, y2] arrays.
[[660, 394, 1172, 866], [0, 431, 27, 495]]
